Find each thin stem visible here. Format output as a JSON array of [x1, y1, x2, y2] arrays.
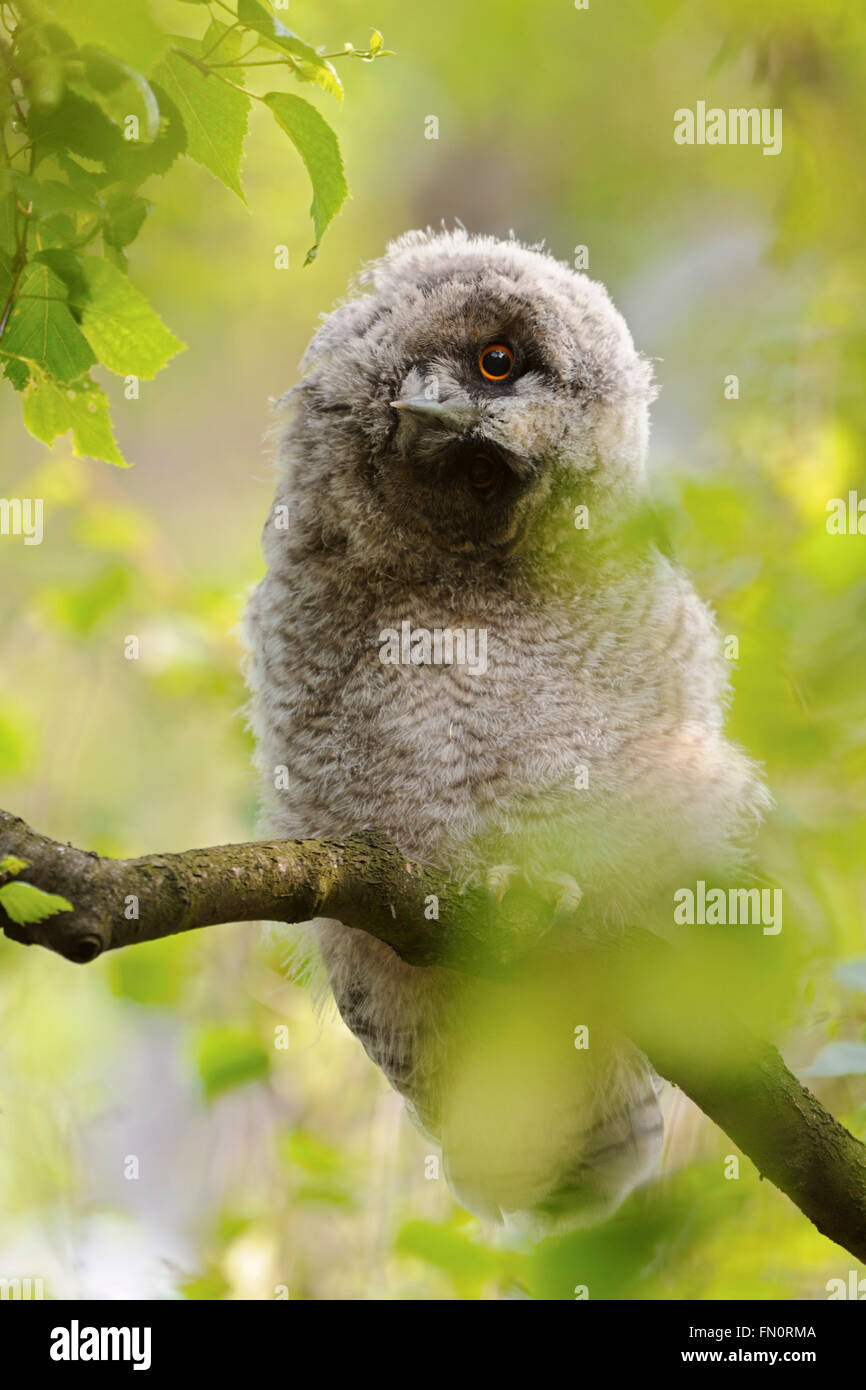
[[210, 68, 265, 102], [200, 17, 241, 61], [0, 34, 27, 128], [0, 204, 25, 344], [0, 254, 24, 337], [318, 49, 384, 61], [172, 48, 266, 103], [210, 57, 289, 69], [0, 72, 34, 342]]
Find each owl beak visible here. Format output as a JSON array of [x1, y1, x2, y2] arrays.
[[390, 395, 483, 430], [391, 394, 536, 482]]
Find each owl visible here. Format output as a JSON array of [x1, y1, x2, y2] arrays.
[[244, 229, 770, 1231]]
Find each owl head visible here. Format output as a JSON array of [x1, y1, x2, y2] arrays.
[[275, 229, 655, 570]]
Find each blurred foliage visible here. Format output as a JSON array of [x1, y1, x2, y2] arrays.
[[0, 0, 865, 1299], [0, 1, 390, 465], [194, 1021, 271, 1099]]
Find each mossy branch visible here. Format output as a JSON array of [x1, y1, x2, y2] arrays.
[[3, 805, 866, 1264]]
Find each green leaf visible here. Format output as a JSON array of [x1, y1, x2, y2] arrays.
[[11, 173, 100, 218], [109, 936, 187, 1007], [282, 1129, 348, 1176], [27, 53, 65, 110], [292, 59, 343, 106], [394, 1220, 501, 1293], [3, 357, 29, 391], [102, 192, 151, 251], [152, 41, 249, 200], [44, 82, 184, 187], [37, 561, 131, 631], [80, 47, 162, 142], [294, 1180, 357, 1209], [103, 243, 128, 274], [180, 1272, 231, 1301], [0, 700, 36, 777], [370, 30, 384, 54], [28, 0, 167, 74], [107, 83, 188, 186], [236, 0, 344, 105], [35, 212, 80, 250], [264, 93, 348, 262], [0, 261, 96, 383], [28, 90, 125, 166], [39, 250, 183, 379], [0, 855, 30, 876], [0, 880, 74, 925], [237, 0, 322, 67], [78, 46, 130, 94], [194, 1024, 271, 1100], [29, 78, 183, 186], [22, 372, 128, 467]]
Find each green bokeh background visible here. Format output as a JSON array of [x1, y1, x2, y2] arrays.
[[1, 0, 865, 1298]]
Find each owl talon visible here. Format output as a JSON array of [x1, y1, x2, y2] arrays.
[[485, 863, 522, 904], [543, 871, 583, 920]]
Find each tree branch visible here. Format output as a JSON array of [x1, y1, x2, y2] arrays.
[[3, 806, 866, 1264]]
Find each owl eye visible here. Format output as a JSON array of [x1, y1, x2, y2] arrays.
[[479, 343, 514, 381]]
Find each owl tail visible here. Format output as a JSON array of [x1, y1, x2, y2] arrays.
[[441, 1044, 665, 1233], [318, 919, 665, 1230], [526, 1081, 665, 1229]]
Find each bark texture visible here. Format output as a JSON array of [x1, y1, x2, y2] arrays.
[[3, 806, 866, 1263]]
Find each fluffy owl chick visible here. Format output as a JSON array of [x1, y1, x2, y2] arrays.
[[244, 229, 770, 1231]]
